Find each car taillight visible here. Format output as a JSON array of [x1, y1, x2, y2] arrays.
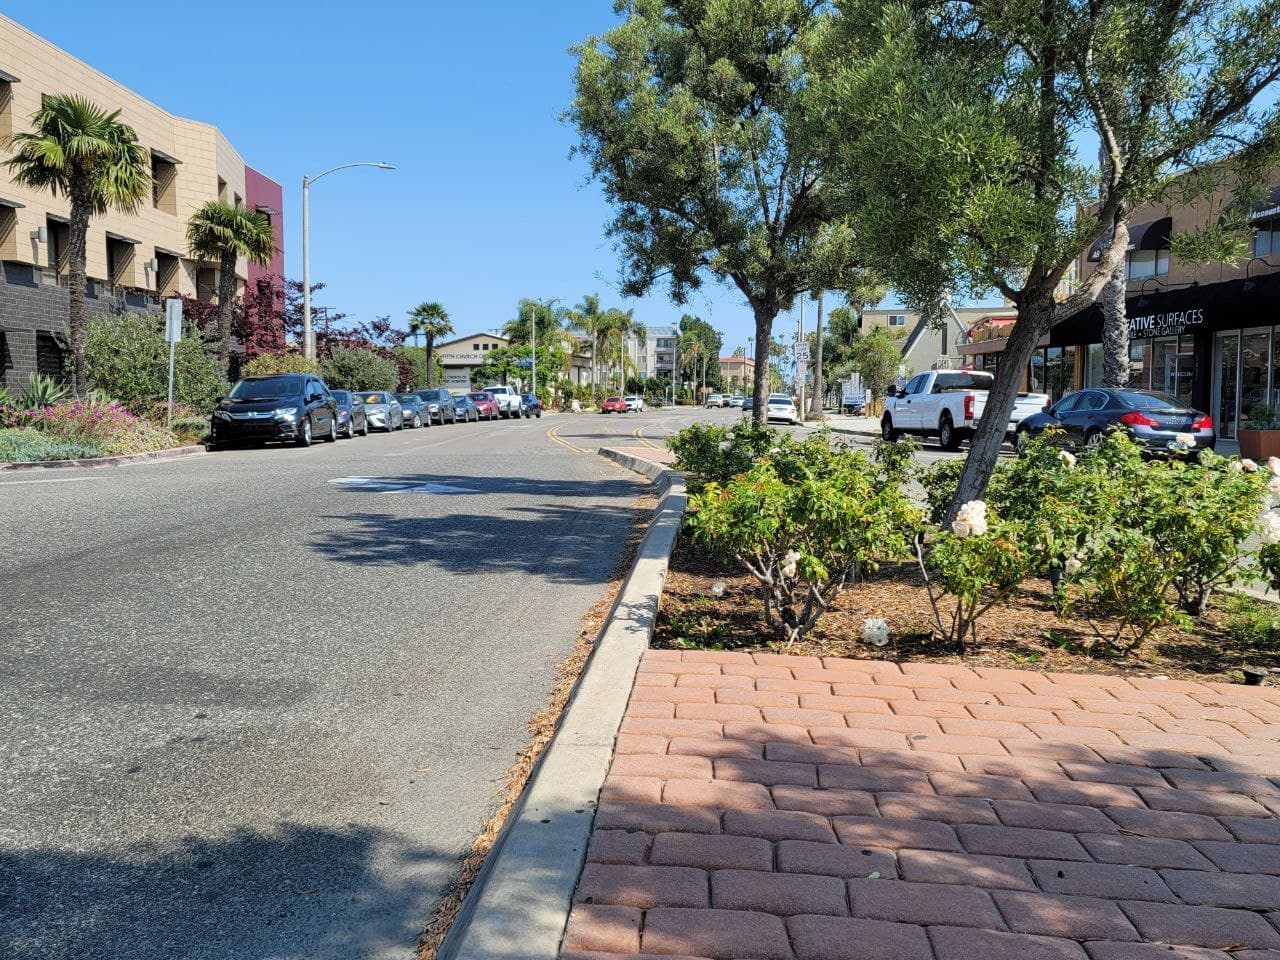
[[964, 394, 974, 419], [1120, 411, 1159, 427], [1191, 415, 1213, 429]]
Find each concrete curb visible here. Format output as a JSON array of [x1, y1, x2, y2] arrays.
[[0, 444, 206, 472], [440, 449, 686, 960]]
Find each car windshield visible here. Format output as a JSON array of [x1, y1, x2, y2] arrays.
[[934, 372, 994, 392], [1116, 390, 1184, 410], [395, 394, 417, 404], [331, 390, 350, 402], [468, 393, 491, 401], [364, 393, 390, 404], [229, 376, 302, 401], [416, 390, 442, 400], [607, 397, 623, 402], [768, 395, 791, 403]]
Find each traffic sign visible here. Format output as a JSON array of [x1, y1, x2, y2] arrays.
[[164, 298, 183, 342], [515, 358, 534, 368], [795, 343, 810, 362]]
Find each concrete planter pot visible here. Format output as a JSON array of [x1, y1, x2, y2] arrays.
[[1237, 429, 1280, 461]]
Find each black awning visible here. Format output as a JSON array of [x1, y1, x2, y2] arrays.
[[106, 231, 140, 245], [1052, 270, 1280, 345], [154, 246, 184, 259], [45, 213, 69, 225], [1251, 186, 1280, 222], [0, 197, 24, 209], [150, 148, 182, 165], [1087, 216, 1173, 262], [0, 69, 19, 84]]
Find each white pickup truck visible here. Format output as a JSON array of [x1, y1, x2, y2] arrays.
[[482, 384, 523, 419], [881, 369, 1048, 450]]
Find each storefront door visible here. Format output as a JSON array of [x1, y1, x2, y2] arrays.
[[1214, 332, 1240, 439]]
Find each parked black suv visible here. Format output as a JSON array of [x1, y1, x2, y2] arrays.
[[209, 374, 339, 448]]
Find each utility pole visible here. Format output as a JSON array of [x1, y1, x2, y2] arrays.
[[797, 295, 806, 420], [810, 291, 825, 419]]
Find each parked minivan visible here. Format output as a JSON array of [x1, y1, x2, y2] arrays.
[[210, 374, 339, 448]]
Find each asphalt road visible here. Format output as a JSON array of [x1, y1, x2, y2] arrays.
[[0, 409, 687, 960]]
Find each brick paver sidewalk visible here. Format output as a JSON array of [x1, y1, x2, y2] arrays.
[[560, 651, 1280, 960]]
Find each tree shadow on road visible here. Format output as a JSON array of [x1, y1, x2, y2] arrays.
[[326, 472, 644, 501], [310, 500, 642, 584], [1, 824, 458, 960]]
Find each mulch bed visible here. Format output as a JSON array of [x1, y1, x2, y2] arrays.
[[655, 533, 1280, 683]]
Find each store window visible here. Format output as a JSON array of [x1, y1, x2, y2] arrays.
[[1240, 327, 1270, 430], [1085, 343, 1103, 387], [1255, 218, 1280, 259], [1127, 249, 1170, 281], [1128, 341, 1150, 390], [1042, 346, 1076, 402], [888, 314, 907, 328]]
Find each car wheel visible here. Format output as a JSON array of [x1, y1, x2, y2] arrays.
[[413, 415, 422, 429], [1015, 429, 1031, 455], [297, 418, 313, 447], [326, 417, 338, 442], [938, 415, 960, 451], [361, 418, 369, 436], [881, 416, 898, 441], [1084, 429, 1104, 452]]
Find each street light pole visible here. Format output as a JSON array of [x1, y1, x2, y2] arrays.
[[301, 161, 394, 358]]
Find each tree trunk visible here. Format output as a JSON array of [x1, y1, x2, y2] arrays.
[[1100, 261, 1129, 388], [946, 292, 1056, 518], [215, 250, 238, 373], [67, 188, 92, 396], [424, 335, 435, 388], [809, 291, 825, 418], [750, 302, 776, 426]]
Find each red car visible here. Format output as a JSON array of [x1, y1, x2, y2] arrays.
[[469, 392, 501, 420], [600, 396, 629, 414]]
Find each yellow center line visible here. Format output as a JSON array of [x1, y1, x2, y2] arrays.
[[632, 424, 660, 450], [546, 424, 592, 455]]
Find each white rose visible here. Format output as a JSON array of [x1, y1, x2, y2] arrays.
[[1065, 556, 1083, 576], [1230, 460, 1244, 473], [1268, 477, 1280, 495], [951, 518, 972, 538], [1175, 432, 1195, 448], [967, 514, 989, 537], [862, 618, 890, 647], [1261, 514, 1280, 546], [1242, 458, 1259, 473], [1268, 457, 1280, 477], [780, 549, 799, 578], [1059, 450, 1076, 468]]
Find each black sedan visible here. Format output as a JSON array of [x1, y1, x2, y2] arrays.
[[1015, 388, 1215, 455], [521, 393, 543, 418], [331, 390, 368, 438], [395, 393, 429, 429]]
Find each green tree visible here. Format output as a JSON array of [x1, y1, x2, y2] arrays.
[[810, 0, 1280, 515], [850, 329, 902, 408], [503, 298, 564, 346], [321, 345, 399, 391], [569, 0, 869, 423], [406, 302, 453, 388], [185, 201, 278, 373], [6, 94, 151, 394]]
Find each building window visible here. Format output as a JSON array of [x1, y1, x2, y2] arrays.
[[152, 155, 177, 215], [1255, 218, 1280, 259], [0, 78, 12, 140], [35, 333, 66, 380], [1126, 249, 1169, 281], [155, 251, 180, 296], [233, 193, 243, 209], [888, 314, 907, 328], [217, 177, 228, 203]]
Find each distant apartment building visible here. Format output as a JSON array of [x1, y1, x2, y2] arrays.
[[434, 331, 592, 391], [0, 14, 283, 390], [718, 355, 755, 393], [623, 325, 679, 379]]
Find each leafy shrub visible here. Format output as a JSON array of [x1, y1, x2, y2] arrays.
[[1218, 592, 1280, 648], [0, 385, 11, 408], [0, 426, 105, 462], [320, 346, 398, 391], [687, 432, 920, 646], [919, 501, 1035, 647], [243, 352, 320, 377], [667, 419, 783, 489], [83, 311, 228, 413]]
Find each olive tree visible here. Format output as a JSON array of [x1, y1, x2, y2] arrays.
[[810, 0, 1280, 514]]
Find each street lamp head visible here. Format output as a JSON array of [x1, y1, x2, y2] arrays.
[[377, 162, 395, 170]]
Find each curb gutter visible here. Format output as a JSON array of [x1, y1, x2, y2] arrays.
[[440, 447, 686, 960], [0, 444, 206, 472]]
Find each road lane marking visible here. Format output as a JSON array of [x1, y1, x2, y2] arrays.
[[546, 425, 592, 454], [632, 425, 660, 450], [0, 475, 110, 486], [328, 476, 481, 494]]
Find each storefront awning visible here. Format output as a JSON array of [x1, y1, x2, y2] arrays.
[[0, 197, 24, 209], [1087, 216, 1173, 262], [154, 247, 184, 259], [1251, 186, 1280, 222], [106, 231, 140, 245], [150, 148, 182, 165], [0, 69, 19, 84]]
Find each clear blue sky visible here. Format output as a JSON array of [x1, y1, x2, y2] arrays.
[[5, 1, 801, 354]]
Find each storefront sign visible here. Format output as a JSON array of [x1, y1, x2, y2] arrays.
[[1129, 308, 1206, 339]]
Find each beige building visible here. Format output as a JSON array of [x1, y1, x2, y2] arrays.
[[860, 305, 1012, 375], [435, 332, 593, 391], [0, 14, 282, 388]]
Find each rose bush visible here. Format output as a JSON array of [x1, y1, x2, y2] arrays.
[[687, 432, 920, 646], [666, 419, 783, 490]]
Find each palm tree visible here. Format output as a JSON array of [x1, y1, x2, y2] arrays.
[[7, 94, 151, 394], [407, 302, 453, 388], [566, 293, 606, 393], [186, 201, 277, 371]]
